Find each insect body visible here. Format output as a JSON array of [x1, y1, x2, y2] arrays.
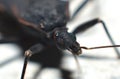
[[0, 0, 80, 79], [0, 0, 120, 79]]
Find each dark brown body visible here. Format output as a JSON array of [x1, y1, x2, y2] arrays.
[[0, 0, 73, 79]]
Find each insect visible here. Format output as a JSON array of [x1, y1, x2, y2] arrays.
[[0, 0, 120, 79]]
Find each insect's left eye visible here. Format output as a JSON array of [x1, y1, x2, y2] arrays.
[[55, 32, 59, 37], [53, 31, 60, 39]]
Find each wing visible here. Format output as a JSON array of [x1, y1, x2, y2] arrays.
[[0, 0, 70, 32]]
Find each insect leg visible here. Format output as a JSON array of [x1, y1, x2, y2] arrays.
[[71, 0, 90, 20], [72, 18, 120, 58], [72, 18, 99, 34], [0, 39, 21, 67], [0, 54, 21, 67], [21, 44, 44, 79], [0, 39, 18, 43]]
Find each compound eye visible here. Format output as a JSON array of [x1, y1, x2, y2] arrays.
[[54, 31, 61, 38], [53, 31, 60, 39], [55, 32, 59, 37]]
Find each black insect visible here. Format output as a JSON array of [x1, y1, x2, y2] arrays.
[[0, 0, 120, 79]]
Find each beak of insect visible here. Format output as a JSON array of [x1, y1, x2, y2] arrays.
[[67, 42, 82, 55]]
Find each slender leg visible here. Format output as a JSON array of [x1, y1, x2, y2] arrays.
[[72, 18, 120, 58], [21, 44, 44, 79], [21, 51, 31, 79], [0, 55, 21, 67], [71, 0, 90, 20], [0, 39, 20, 67], [0, 40, 14, 43], [72, 18, 99, 34]]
